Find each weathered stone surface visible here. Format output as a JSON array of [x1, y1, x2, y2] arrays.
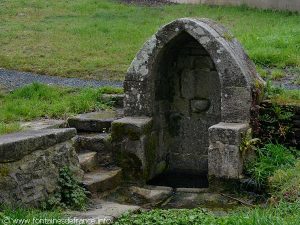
[[83, 167, 122, 194], [209, 122, 249, 145], [111, 117, 157, 180], [0, 139, 82, 206], [68, 200, 140, 225], [20, 119, 66, 131], [78, 151, 98, 172], [208, 122, 249, 178], [111, 117, 152, 141], [129, 186, 172, 203], [75, 133, 113, 166], [176, 187, 209, 193], [122, 18, 263, 181], [75, 133, 110, 152], [68, 110, 123, 132], [101, 94, 124, 108], [0, 128, 76, 163]]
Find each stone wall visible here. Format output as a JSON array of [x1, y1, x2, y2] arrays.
[[0, 129, 82, 206], [153, 32, 221, 174], [169, 0, 300, 12]]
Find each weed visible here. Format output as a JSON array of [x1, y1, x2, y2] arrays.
[[43, 167, 89, 210]]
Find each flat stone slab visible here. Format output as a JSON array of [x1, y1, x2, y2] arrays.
[[162, 191, 237, 211], [129, 185, 173, 203], [68, 200, 140, 225], [68, 110, 123, 132], [0, 128, 76, 163], [75, 132, 110, 152], [111, 116, 152, 141], [20, 119, 66, 131], [83, 167, 122, 194]]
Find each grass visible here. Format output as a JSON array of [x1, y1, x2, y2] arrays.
[[0, 0, 299, 80], [269, 160, 300, 202], [0, 207, 74, 225], [1, 202, 300, 225], [245, 144, 297, 188], [0, 83, 122, 135], [114, 201, 300, 225]]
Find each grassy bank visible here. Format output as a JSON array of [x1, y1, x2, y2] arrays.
[[0, 0, 299, 80], [0, 83, 122, 135]]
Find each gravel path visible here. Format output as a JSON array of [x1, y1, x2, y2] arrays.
[[0, 69, 123, 91]]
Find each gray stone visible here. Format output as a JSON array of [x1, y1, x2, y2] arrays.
[[83, 167, 122, 194], [190, 99, 210, 112], [121, 18, 264, 181], [78, 151, 98, 172], [111, 117, 157, 180], [208, 122, 249, 178], [0, 139, 82, 206], [0, 128, 77, 163], [176, 187, 209, 193], [75, 133, 113, 166], [68, 110, 123, 132], [129, 186, 172, 203], [20, 119, 66, 131], [68, 200, 140, 225]]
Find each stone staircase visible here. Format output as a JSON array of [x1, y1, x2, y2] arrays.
[[67, 109, 124, 197]]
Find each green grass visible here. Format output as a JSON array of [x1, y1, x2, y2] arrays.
[[245, 144, 297, 188], [0, 0, 299, 80], [114, 202, 300, 225], [1, 202, 300, 225], [0, 207, 75, 225], [0, 83, 122, 135], [270, 160, 300, 202]]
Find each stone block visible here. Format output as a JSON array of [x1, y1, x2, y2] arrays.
[[209, 122, 249, 145], [208, 122, 249, 179], [111, 117, 152, 141], [0, 128, 76, 163]]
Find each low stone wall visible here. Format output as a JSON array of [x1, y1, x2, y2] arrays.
[[0, 129, 83, 206], [169, 0, 300, 12]]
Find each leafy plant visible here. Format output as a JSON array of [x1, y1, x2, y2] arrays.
[[245, 144, 296, 189], [114, 202, 300, 225], [240, 128, 260, 156], [43, 167, 89, 210]]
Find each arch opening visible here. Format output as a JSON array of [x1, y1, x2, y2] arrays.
[[149, 31, 221, 186]]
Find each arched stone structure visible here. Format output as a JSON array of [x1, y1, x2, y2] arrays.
[[112, 18, 264, 182]]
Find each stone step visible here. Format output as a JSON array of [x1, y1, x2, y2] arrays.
[[68, 110, 123, 132], [78, 151, 98, 172], [83, 167, 122, 194], [67, 199, 140, 224], [75, 132, 110, 152], [75, 133, 114, 166]]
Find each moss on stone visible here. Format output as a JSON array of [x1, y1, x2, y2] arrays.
[[0, 166, 9, 177]]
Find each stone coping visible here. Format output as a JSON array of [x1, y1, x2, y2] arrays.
[[0, 128, 76, 163]]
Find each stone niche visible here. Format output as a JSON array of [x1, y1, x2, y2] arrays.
[[112, 18, 264, 183]]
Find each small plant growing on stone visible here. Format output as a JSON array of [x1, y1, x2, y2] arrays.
[[240, 128, 260, 157], [43, 167, 89, 210]]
